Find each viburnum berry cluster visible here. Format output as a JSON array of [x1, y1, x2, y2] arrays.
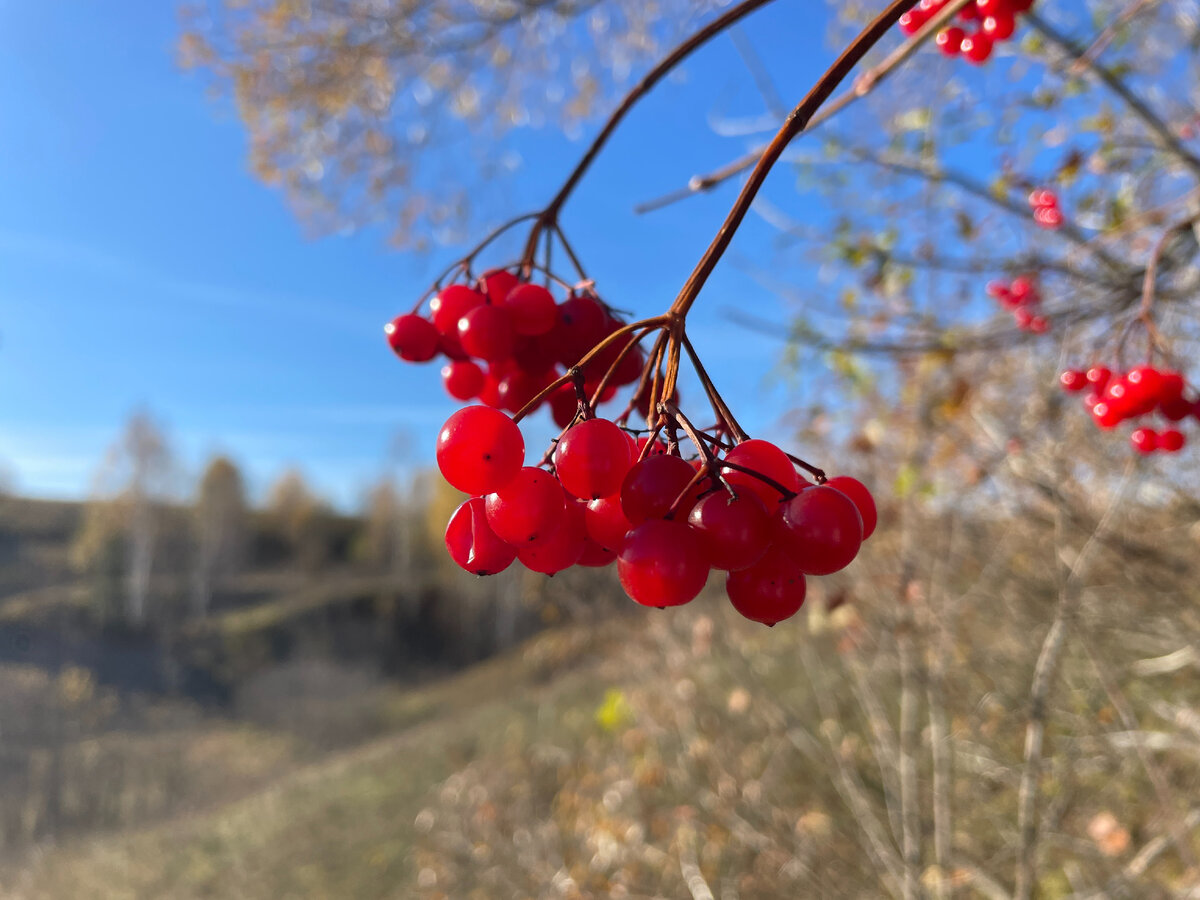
[[386, 264, 643, 428], [433, 398, 876, 626], [987, 275, 1049, 333], [902, 0, 1036, 65], [1029, 188, 1064, 230], [1059, 364, 1195, 454]]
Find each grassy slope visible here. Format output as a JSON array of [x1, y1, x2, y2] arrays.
[[0, 623, 625, 900]]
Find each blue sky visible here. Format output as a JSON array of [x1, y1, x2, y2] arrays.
[[0, 2, 854, 509]]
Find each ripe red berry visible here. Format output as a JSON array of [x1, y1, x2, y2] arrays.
[[554, 417, 634, 500], [485, 466, 566, 544], [1059, 370, 1088, 393], [1029, 188, 1058, 208], [1090, 401, 1122, 430], [496, 367, 554, 414], [776, 485, 864, 576], [445, 498, 518, 576], [479, 268, 520, 304], [436, 406, 525, 495], [687, 491, 772, 572], [1159, 429, 1186, 452], [825, 476, 878, 540], [1034, 206, 1064, 229], [982, 11, 1015, 40], [1131, 428, 1158, 455], [585, 494, 633, 550], [1086, 366, 1112, 392], [517, 494, 587, 574], [430, 284, 485, 337], [577, 537, 618, 567], [549, 386, 579, 429], [1009, 276, 1035, 303], [961, 32, 993, 63], [898, 10, 924, 35], [457, 303, 515, 362], [620, 454, 706, 524], [442, 360, 485, 401], [617, 519, 709, 608], [726, 546, 808, 626], [385, 314, 440, 362], [936, 26, 966, 55], [554, 294, 610, 367], [1027, 315, 1049, 334], [975, 0, 1012, 16], [503, 283, 559, 336], [721, 439, 801, 509]]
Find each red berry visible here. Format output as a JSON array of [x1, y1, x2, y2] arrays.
[[478, 367, 506, 408], [518, 493, 587, 574], [1029, 188, 1058, 208], [479, 268, 520, 304], [621, 454, 706, 524], [1158, 371, 1186, 405], [1090, 401, 1122, 430], [512, 332, 560, 372], [898, 10, 924, 35], [457, 304, 515, 363], [825, 476, 878, 540], [554, 417, 633, 500], [982, 11, 1015, 39], [1159, 429, 1186, 452], [436, 406, 525, 495], [445, 498, 517, 576], [1161, 395, 1193, 422], [961, 32, 993, 63], [442, 360, 485, 401], [726, 546, 807, 626], [549, 386, 579, 429], [960, 1, 981, 20], [1131, 427, 1159, 454], [503, 283, 559, 336], [687, 491, 772, 572], [585, 494, 633, 550], [1086, 366, 1112, 391], [1027, 315, 1049, 334], [385, 314, 440, 362], [554, 294, 610, 368], [577, 536, 618, 568], [1009, 276, 1035, 303], [721, 439, 801, 509], [1059, 370, 1088, 393], [496, 367, 554, 414], [485, 466, 566, 544], [775, 485, 864, 576], [975, 0, 1012, 16], [1034, 206, 1064, 229], [936, 26, 966, 55], [617, 519, 709, 608], [430, 284, 485, 337]]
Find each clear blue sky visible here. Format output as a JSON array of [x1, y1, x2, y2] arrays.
[[0, 2, 851, 509]]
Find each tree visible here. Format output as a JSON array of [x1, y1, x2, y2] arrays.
[[191, 454, 248, 617], [178, 0, 718, 245], [72, 411, 175, 626], [264, 468, 332, 570]]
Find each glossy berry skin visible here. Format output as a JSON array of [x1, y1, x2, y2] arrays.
[[620, 454, 705, 524], [982, 11, 1014, 39], [776, 485, 864, 576], [617, 519, 709, 608], [457, 304, 515, 362], [1034, 207, 1064, 229], [721, 439, 801, 509], [1090, 401, 1123, 430], [1159, 429, 1186, 452], [1059, 370, 1088, 393], [687, 491, 772, 572], [975, 0, 1011, 16], [554, 294, 610, 367], [726, 546, 808, 626], [961, 32, 993, 63], [825, 476, 878, 541], [480, 268, 520, 304], [485, 466, 566, 544], [442, 360, 485, 401], [517, 495, 586, 574], [430, 284, 485, 337], [503, 283, 559, 336], [496, 368, 554, 414], [936, 26, 965, 56], [549, 388, 579, 430], [445, 498, 517, 576], [898, 10, 923, 34], [385, 314, 440, 362], [1131, 428, 1158, 455], [585, 495, 633, 551], [577, 537, 618, 568], [1086, 366, 1113, 392], [436, 406, 524, 496], [554, 418, 633, 500]]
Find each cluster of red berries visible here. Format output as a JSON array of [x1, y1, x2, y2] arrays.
[[1059, 364, 1195, 453], [1029, 188, 1064, 230], [901, 0, 1036, 65], [385, 271, 643, 427], [987, 276, 1049, 333], [435, 405, 877, 626]]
